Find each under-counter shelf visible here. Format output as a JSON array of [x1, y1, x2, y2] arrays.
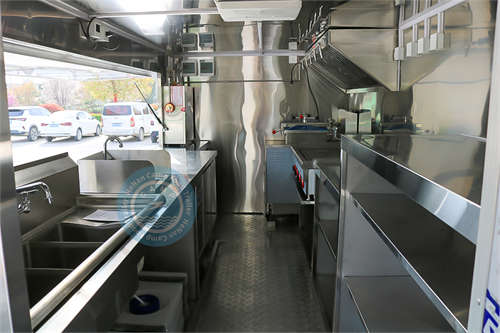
[[343, 276, 453, 332], [351, 193, 474, 330], [314, 274, 335, 329], [342, 135, 484, 244], [317, 219, 338, 258]]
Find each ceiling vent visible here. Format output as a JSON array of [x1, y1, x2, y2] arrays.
[[215, 0, 302, 22]]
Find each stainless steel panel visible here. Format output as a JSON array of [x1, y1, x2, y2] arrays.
[[300, 1, 398, 91], [203, 160, 217, 246], [401, 1, 495, 137], [193, 18, 347, 213], [468, 3, 500, 330], [1, 1, 162, 70], [344, 276, 453, 332], [330, 0, 397, 27], [78, 160, 154, 193], [326, 29, 399, 91], [106, 149, 171, 169], [342, 134, 483, 243], [265, 146, 300, 206], [0, 9, 31, 330], [15, 154, 79, 235], [71, 0, 188, 46], [309, 44, 379, 91]]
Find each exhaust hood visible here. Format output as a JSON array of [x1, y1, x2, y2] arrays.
[[215, 0, 302, 22], [305, 0, 398, 91]]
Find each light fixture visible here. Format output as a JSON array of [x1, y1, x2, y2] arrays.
[[119, 0, 167, 36]]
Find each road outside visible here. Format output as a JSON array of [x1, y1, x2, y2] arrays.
[[11, 134, 159, 166]]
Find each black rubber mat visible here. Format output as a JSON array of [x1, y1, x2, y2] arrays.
[[192, 214, 327, 332]]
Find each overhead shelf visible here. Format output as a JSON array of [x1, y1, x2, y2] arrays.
[[342, 134, 484, 244], [344, 276, 454, 332], [351, 193, 474, 332]]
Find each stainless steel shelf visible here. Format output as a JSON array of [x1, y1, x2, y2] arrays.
[[351, 193, 475, 332], [318, 219, 338, 258], [314, 274, 335, 329], [342, 134, 484, 244], [344, 276, 453, 332], [314, 158, 341, 196]]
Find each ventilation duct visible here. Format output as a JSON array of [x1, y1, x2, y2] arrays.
[[306, 0, 398, 91]]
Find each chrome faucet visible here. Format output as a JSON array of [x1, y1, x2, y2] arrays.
[[104, 136, 123, 160], [16, 181, 53, 214]]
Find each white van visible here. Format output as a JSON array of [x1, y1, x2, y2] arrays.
[[102, 102, 153, 141]]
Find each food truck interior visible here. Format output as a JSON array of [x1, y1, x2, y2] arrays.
[[0, 0, 500, 332]]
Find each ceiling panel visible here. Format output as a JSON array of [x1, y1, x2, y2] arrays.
[[68, 0, 217, 45]]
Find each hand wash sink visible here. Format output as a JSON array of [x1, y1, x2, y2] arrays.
[[78, 149, 171, 194]]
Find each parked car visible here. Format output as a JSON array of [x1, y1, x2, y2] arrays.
[[8, 106, 51, 141], [40, 110, 101, 142], [102, 102, 153, 141]]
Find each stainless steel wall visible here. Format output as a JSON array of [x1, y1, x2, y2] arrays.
[[191, 16, 347, 213], [401, 1, 495, 137], [0, 9, 31, 330]]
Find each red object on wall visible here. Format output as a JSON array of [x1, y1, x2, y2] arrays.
[[114, 93, 118, 102]]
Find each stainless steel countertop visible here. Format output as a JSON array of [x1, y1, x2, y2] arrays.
[[167, 149, 217, 177], [290, 140, 340, 168], [342, 134, 483, 244], [343, 134, 484, 205]]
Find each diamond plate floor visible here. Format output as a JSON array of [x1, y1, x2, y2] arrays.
[[192, 214, 327, 332]]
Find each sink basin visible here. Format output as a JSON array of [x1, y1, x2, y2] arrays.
[[26, 268, 72, 307], [22, 203, 135, 311], [26, 241, 102, 269], [78, 149, 171, 194], [82, 149, 170, 168], [28, 221, 121, 243]]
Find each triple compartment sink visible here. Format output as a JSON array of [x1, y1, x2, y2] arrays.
[[23, 207, 123, 307], [22, 149, 172, 318]]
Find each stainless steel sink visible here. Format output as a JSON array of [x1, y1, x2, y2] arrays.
[[78, 149, 171, 194], [22, 199, 142, 320], [27, 219, 121, 243], [25, 241, 102, 269], [25, 268, 72, 307]]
